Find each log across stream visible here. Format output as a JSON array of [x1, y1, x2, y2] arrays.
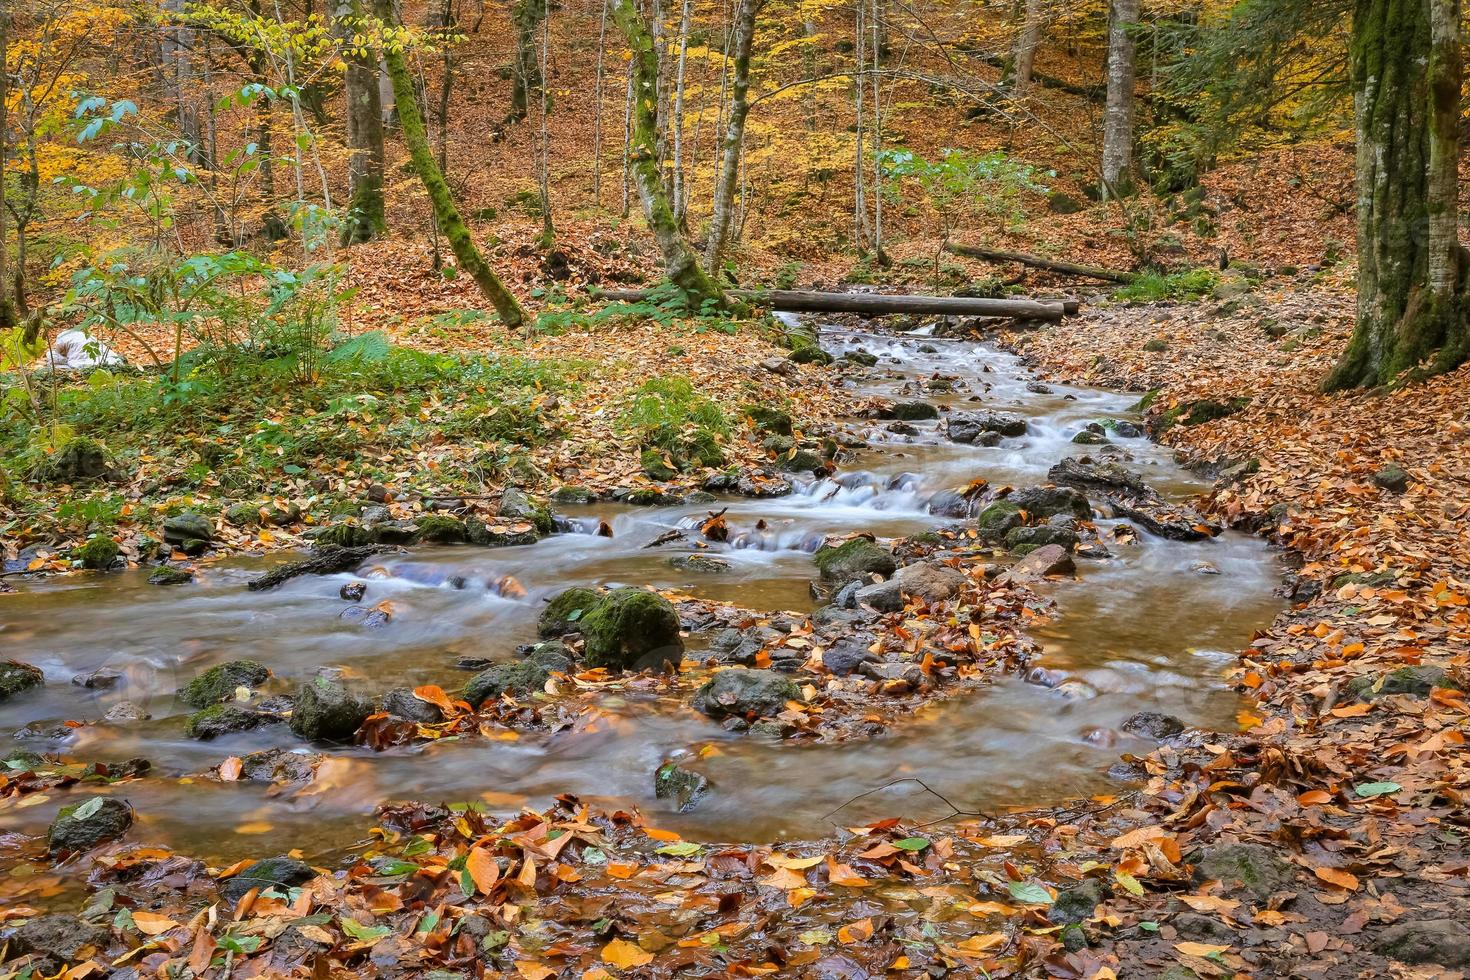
[[0, 318, 1283, 868]]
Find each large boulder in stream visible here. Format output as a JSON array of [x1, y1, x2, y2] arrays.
[[693, 669, 800, 720], [946, 410, 1027, 443], [48, 796, 134, 854], [814, 538, 897, 581], [579, 588, 684, 670], [177, 659, 270, 708], [289, 677, 372, 742], [894, 561, 969, 603], [1008, 486, 1092, 520], [1047, 458, 1150, 496], [499, 488, 554, 535], [0, 660, 44, 701], [538, 587, 602, 637], [187, 703, 278, 739]]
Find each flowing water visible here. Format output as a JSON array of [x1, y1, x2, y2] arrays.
[[0, 320, 1284, 869]]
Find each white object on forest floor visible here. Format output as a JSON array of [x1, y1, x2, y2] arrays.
[[41, 329, 126, 371]]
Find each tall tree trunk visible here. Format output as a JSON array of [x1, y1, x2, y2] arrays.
[[621, 54, 634, 217], [381, 21, 526, 327], [592, 0, 610, 206], [1011, 0, 1045, 96], [0, 8, 14, 330], [509, 0, 544, 122], [536, 0, 555, 246], [703, 0, 761, 272], [1326, 0, 1470, 389], [337, 0, 386, 244], [613, 0, 725, 304], [1100, 0, 1138, 199], [669, 0, 690, 222]]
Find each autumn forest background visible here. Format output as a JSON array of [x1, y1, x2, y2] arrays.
[[1, 0, 1469, 977]]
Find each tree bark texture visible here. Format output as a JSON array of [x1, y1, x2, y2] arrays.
[[1100, 0, 1138, 199], [1327, 0, 1469, 388]]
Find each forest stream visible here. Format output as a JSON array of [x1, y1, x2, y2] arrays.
[[0, 318, 1284, 884]]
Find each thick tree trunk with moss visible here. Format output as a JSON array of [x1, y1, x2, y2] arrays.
[[703, 0, 762, 273], [613, 0, 725, 305], [336, 0, 386, 245], [1100, 0, 1138, 199], [1327, 0, 1469, 389], [509, 0, 545, 123], [382, 31, 525, 328]]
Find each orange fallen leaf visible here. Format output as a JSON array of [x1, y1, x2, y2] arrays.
[[466, 846, 499, 894], [601, 938, 654, 968], [1175, 941, 1230, 956], [837, 918, 874, 943], [130, 910, 181, 936], [1330, 703, 1371, 718], [218, 756, 243, 781], [1297, 789, 1332, 806], [1314, 867, 1359, 891]]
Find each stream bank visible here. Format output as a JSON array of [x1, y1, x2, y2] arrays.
[[0, 306, 1336, 978]]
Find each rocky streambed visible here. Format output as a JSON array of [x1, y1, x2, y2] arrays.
[[0, 316, 1284, 884]]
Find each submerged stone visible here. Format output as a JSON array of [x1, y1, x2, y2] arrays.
[[465, 644, 574, 705], [654, 761, 711, 812]]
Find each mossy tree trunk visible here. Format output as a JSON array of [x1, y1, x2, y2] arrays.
[[336, 0, 387, 245], [508, 0, 545, 123], [703, 0, 763, 273], [1326, 0, 1469, 389], [381, 22, 525, 328], [613, 0, 726, 306]]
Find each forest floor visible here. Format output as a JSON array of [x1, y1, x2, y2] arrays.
[[3, 274, 1467, 979]]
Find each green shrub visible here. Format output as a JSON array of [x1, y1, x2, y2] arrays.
[[620, 375, 730, 471]]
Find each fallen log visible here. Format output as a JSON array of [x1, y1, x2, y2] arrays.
[[944, 243, 1137, 284], [595, 287, 1077, 320], [247, 544, 395, 592]]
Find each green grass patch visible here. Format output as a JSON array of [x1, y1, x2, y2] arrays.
[[1112, 268, 1219, 302]]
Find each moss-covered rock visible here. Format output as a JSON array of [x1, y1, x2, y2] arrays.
[[1005, 524, 1080, 551], [1142, 339, 1168, 352], [289, 677, 371, 742], [975, 501, 1024, 539], [162, 511, 213, 546], [187, 703, 275, 739], [1051, 878, 1106, 925], [1372, 463, 1410, 493], [538, 587, 602, 637], [579, 588, 684, 670], [743, 405, 794, 435], [0, 660, 44, 701], [178, 660, 270, 708], [148, 566, 194, 586], [1347, 665, 1452, 701], [842, 349, 879, 366], [48, 796, 133, 853], [499, 488, 554, 535], [30, 438, 112, 484], [551, 485, 595, 505], [465, 519, 540, 547], [73, 535, 120, 570], [219, 856, 316, 903], [692, 668, 800, 720], [5, 913, 109, 966], [1159, 397, 1250, 431], [641, 448, 679, 481], [464, 643, 574, 705], [814, 538, 897, 581], [1191, 842, 1293, 900], [412, 514, 467, 544], [1072, 430, 1107, 445], [315, 522, 373, 548], [788, 343, 833, 365], [1008, 486, 1092, 520]]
